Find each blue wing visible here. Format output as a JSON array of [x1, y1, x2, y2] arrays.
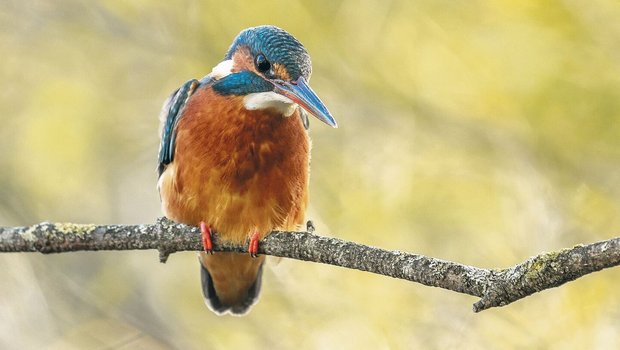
[[157, 77, 212, 177]]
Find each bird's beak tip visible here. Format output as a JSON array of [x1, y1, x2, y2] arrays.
[[325, 117, 338, 128]]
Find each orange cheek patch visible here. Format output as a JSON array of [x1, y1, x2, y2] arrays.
[[272, 63, 290, 81], [232, 46, 255, 72], [232, 48, 291, 81]]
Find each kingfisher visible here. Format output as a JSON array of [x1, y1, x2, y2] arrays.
[[157, 25, 337, 315]]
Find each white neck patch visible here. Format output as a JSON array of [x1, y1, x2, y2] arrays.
[[210, 59, 233, 80], [243, 92, 298, 117], [211, 59, 298, 117]]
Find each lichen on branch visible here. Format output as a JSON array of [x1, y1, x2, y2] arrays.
[[1, 217, 619, 312]]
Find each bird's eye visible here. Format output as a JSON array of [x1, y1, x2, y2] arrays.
[[255, 54, 271, 73]]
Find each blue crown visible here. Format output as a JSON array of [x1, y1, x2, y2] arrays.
[[225, 25, 312, 80]]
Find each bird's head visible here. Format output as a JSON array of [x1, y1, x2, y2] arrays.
[[210, 25, 337, 128]]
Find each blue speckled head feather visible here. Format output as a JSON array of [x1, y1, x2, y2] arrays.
[[225, 25, 312, 81], [212, 70, 273, 96]]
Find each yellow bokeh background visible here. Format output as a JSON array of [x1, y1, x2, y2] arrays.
[[1, 1, 620, 348]]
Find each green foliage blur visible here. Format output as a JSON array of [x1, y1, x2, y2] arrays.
[[1, 1, 620, 348]]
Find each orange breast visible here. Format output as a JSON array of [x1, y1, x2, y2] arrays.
[[159, 87, 310, 243]]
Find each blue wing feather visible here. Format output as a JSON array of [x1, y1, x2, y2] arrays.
[[158, 77, 211, 177]]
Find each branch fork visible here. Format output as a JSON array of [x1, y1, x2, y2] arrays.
[[1, 217, 618, 312]]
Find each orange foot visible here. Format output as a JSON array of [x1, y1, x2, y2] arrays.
[[200, 222, 214, 254], [249, 232, 260, 258]]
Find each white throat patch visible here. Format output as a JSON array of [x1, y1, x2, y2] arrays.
[[243, 92, 298, 117], [210, 60, 233, 80], [211, 59, 298, 116]]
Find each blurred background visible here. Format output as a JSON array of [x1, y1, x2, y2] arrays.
[[1, 0, 620, 348]]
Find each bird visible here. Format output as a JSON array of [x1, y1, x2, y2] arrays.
[[157, 25, 337, 315]]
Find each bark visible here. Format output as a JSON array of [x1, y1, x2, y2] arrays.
[[1, 217, 618, 312]]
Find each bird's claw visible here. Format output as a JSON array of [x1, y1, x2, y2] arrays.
[[200, 221, 214, 254], [306, 220, 315, 233], [249, 232, 260, 258]]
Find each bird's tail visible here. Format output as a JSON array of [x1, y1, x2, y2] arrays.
[[199, 252, 265, 315]]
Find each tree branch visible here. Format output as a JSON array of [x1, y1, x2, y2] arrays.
[[1, 217, 618, 312]]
